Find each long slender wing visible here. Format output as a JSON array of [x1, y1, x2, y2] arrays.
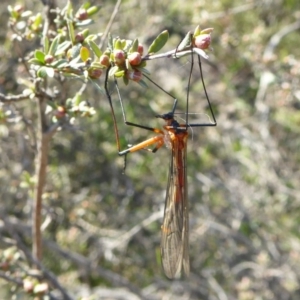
[[161, 131, 189, 279]]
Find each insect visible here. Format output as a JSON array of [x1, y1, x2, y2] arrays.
[[104, 43, 216, 279]]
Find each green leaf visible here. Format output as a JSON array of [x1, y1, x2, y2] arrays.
[[34, 50, 45, 63], [80, 3, 91, 10], [37, 66, 55, 78], [87, 6, 100, 16], [123, 39, 133, 52], [66, 1, 73, 17], [148, 30, 169, 54], [125, 59, 133, 71], [28, 58, 44, 66], [120, 39, 127, 49], [67, 18, 75, 44], [51, 59, 69, 68], [69, 44, 82, 60], [85, 34, 98, 41], [48, 34, 61, 56], [108, 66, 119, 77], [55, 41, 72, 56], [114, 70, 125, 78], [80, 46, 90, 62], [43, 36, 49, 53], [87, 40, 102, 58], [177, 32, 192, 52], [128, 39, 139, 53], [123, 76, 129, 85], [31, 13, 42, 31], [75, 19, 94, 27], [193, 25, 201, 37], [37, 66, 47, 78], [137, 78, 148, 88], [114, 38, 122, 50]]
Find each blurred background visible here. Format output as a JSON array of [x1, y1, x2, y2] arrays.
[[1, 0, 300, 299]]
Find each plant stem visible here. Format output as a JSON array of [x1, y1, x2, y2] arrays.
[[32, 88, 50, 263]]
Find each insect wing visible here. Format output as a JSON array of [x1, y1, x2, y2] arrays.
[[161, 132, 189, 278]]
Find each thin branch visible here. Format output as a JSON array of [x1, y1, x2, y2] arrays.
[[99, 0, 123, 50], [263, 20, 300, 60], [32, 95, 49, 263], [142, 48, 208, 61], [0, 93, 31, 103]]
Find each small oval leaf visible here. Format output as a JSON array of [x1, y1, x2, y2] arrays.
[[80, 46, 90, 62], [137, 79, 148, 88], [55, 40, 72, 56], [193, 25, 201, 37], [177, 32, 192, 52], [114, 39, 122, 50], [128, 38, 139, 53], [48, 34, 61, 55], [37, 66, 48, 78], [28, 58, 44, 66], [37, 66, 55, 78], [35, 50, 45, 63], [67, 19, 75, 44], [148, 30, 169, 54], [108, 65, 119, 77], [87, 40, 102, 58]]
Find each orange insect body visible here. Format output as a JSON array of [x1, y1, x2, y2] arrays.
[[160, 122, 189, 278], [120, 112, 190, 278]]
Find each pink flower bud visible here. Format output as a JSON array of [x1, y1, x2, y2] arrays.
[[126, 69, 142, 82], [75, 32, 85, 43], [88, 68, 102, 79], [44, 54, 54, 64], [76, 9, 88, 20], [137, 44, 144, 56], [23, 279, 34, 293], [54, 106, 67, 119], [128, 52, 142, 66], [99, 54, 110, 67], [113, 50, 125, 65], [193, 34, 211, 50]]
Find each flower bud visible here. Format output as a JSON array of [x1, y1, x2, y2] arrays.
[[99, 54, 110, 67], [88, 67, 102, 79], [76, 9, 88, 20], [44, 54, 54, 64], [113, 49, 126, 65], [75, 32, 85, 43], [193, 34, 211, 50], [23, 279, 34, 293], [54, 106, 66, 119], [128, 52, 142, 66], [126, 69, 142, 82], [137, 44, 144, 56]]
